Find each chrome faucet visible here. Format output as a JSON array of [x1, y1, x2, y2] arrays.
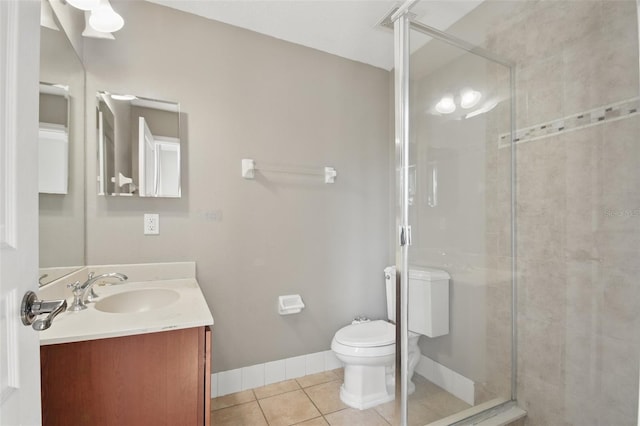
[[67, 272, 128, 312]]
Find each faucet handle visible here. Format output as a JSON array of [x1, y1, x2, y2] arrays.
[[67, 281, 87, 312], [67, 280, 81, 294]]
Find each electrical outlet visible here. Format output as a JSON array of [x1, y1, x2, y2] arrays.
[[144, 213, 159, 235]]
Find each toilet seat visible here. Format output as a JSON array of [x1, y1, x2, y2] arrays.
[[331, 339, 395, 357], [332, 320, 395, 358], [334, 320, 395, 347]]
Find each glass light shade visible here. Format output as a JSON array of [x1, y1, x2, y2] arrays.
[[89, 1, 124, 33], [111, 94, 137, 101], [435, 96, 456, 114], [460, 89, 482, 109], [82, 11, 115, 39], [67, 0, 100, 11]]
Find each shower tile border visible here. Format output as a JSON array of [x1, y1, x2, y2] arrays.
[[498, 97, 640, 148]]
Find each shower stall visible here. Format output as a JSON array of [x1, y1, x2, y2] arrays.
[[391, 1, 640, 425]]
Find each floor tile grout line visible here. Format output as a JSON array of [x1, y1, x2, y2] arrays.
[[253, 380, 302, 401], [300, 385, 325, 420], [374, 406, 393, 426], [374, 405, 393, 425], [210, 391, 257, 412], [295, 370, 339, 390], [258, 388, 322, 426], [300, 379, 360, 423], [259, 388, 304, 402], [253, 389, 272, 426], [290, 415, 327, 426]]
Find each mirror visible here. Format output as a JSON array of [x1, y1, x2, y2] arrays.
[[96, 92, 181, 198], [39, 82, 69, 195], [39, 17, 86, 285]]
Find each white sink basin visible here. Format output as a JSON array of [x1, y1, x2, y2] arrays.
[[95, 289, 180, 314]]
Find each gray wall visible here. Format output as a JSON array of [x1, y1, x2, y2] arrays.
[[83, 1, 391, 372]]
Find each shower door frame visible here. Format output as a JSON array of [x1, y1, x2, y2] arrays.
[[392, 3, 517, 425]]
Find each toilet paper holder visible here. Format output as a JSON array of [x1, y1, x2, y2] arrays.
[[278, 294, 305, 315]]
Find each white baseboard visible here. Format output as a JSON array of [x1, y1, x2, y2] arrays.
[[414, 354, 475, 405], [212, 350, 342, 397], [213, 351, 475, 406]]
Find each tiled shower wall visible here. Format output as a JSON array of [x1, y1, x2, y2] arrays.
[[474, 1, 639, 424]]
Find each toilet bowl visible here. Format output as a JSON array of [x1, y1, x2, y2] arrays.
[[331, 320, 423, 409], [331, 320, 395, 410]]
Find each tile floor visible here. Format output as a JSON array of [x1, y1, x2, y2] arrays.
[[211, 369, 471, 426]]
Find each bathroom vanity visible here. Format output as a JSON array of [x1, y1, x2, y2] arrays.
[[38, 262, 213, 426], [41, 326, 210, 425]]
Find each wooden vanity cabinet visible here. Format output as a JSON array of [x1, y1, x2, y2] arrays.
[[41, 326, 211, 426]]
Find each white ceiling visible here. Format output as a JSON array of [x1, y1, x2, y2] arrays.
[[146, 0, 483, 70]]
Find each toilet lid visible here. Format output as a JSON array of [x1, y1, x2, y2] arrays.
[[334, 320, 395, 347]]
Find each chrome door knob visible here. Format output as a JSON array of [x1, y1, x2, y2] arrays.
[[21, 291, 67, 331]]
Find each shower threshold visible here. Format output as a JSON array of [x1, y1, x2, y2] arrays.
[[426, 399, 526, 426]]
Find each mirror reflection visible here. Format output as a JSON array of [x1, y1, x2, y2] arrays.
[[96, 92, 181, 198], [39, 23, 86, 285], [39, 82, 69, 195]]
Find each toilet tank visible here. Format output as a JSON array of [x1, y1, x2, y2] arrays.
[[384, 265, 450, 338]]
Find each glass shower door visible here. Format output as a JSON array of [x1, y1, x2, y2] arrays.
[[394, 8, 515, 425]]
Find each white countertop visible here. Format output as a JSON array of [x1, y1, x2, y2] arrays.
[[39, 264, 214, 345]]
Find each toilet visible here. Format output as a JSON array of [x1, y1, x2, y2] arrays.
[[331, 266, 450, 410]]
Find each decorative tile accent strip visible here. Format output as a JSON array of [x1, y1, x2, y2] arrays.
[[498, 97, 640, 148]]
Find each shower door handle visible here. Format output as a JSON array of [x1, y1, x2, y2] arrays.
[[399, 226, 412, 246], [428, 164, 438, 207]]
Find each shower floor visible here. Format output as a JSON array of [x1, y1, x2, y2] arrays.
[[210, 369, 470, 425]]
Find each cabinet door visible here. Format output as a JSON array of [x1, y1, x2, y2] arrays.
[[41, 327, 205, 426]]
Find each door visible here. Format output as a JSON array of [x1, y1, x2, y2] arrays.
[[139, 116, 154, 196], [155, 139, 180, 197], [394, 2, 515, 425], [0, 1, 43, 425]]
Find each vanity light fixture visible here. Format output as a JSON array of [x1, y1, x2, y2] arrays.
[[88, 0, 124, 33], [460, 88, 482, 109], [435, 96, 456, 114], [66, 0, 124, 34]]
